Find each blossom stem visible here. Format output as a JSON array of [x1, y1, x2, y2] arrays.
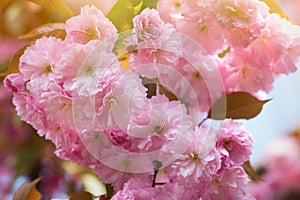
[[198, 117, 208, 127], [152, 160, 163, 187]]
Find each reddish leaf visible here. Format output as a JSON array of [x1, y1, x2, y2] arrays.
[[242, 160, 264, 181], [0, 45, 30, 77], [18, 23, 66, 40], [1, 23, 67, 77], [70, 191, 93, 200], [0, 0, 12, 12], [159, 84, 178, 101], [13, 177, 42, 200], [208, 92, 270, 120]]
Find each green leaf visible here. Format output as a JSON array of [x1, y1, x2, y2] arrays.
[[13, 178, 42, 200], [28, 0, 74, 18], [242, 161, 264, 181], [105, 184, 115, 199], [260, 0, 289, 19], [70, 191, 93, 200], [141, 0, 158, 9], [106, 0, 143, 32], [208, 92, 270, 120]]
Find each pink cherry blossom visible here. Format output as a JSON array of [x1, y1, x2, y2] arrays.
[[215, 0, 269, 31], [19, 36, 65, 90], [216, 119, 253, 166], [157, 182, 200, 200], [62, 42, 122, 96], [202, 166, 253, 200], [165, 126, 221, 184], [95, 70, 147, 130], [111, 178, 158, 199], [93, 162, 153, 191], [133, 8, 165, 30], [55, 137, 97, 168], [12, 92, 48, 135], [4, 73, 25, 93], [220, 49, 275, 93], [65, 5, 117, 44], [174, 16, 225, 55], [258, 14, 300, 75], [129, 10, 183, 74], [126, 95, 194, 154], [156, 0, 183, 23], [39, 83, 74, 128]]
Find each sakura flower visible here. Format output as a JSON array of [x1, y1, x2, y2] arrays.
[[129, 9, 183, 74], [4, 73, 25, 93], [202, 166, 253, 200], [93, 156, 153, 191], [19, 36, 65, 90], [165, 126, 221, 185], [55, 137, 97, 167], [128, 29, 183, 77], [216, 119, 253, 166], [96, 70, 147, 130], [156, 0, 184, 23], [111, 178, 158, 199], [220, 49, 275, 93], [43, 126, 78, 150], [104, 127, 133, 151], [63, 42, 122, 96], [255, 14, 300, 75], [38, 83, 74, 129], [133, 8, 165, 31], [215, 0, 269, 30], [11, 92, 48, 135], [180, 0, 216, 25], [157, 182, 200, 200], [157, 0, 225, 54], [65, 5, 117, 44], [175, 16, 226, 54], [127, 95, 194, 155]]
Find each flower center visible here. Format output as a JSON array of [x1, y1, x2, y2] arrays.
[[86, 28, 98, 40], [174, 2, 181, 8], [85, 66, 95, 75], [239, 66, 251, 79], [200, 25, 208, 33], [154, 125, 164, 134], [109, 96, 119, 106], [46, 65, 52, 73], [189, 151, 200, 160], [223, 140, 233, 150]]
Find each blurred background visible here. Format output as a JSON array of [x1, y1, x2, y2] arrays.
[[1, 0, 300, 199]]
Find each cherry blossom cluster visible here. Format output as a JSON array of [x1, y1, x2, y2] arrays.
[[3, 1, 300, 199], [158, 0, 300, 93]]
